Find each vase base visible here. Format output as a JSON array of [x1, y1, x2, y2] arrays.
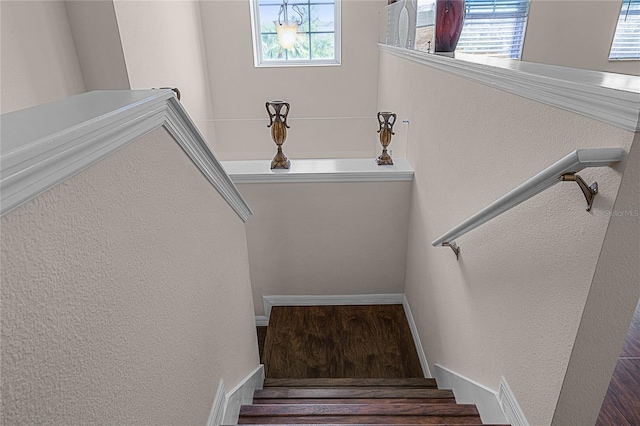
[[271, 157, 291, 169], [376, 154, 393, 166], [434, 51, 455, 58]]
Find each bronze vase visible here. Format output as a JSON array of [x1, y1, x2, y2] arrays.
[[266, 100, 291, 169], [376, 111, 397, 166]]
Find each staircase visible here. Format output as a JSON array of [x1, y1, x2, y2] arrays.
[[232, 377, 509, 425]]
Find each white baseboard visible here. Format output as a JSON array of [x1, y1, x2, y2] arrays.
[[434, 364, 508, 424], [262, 293, 404, 319], [206, 380, 226, 426], [499, 376, 530, 426], [255, 315, 269, 326], [222, 364, 264, 425], [402, 295, 431, 378]]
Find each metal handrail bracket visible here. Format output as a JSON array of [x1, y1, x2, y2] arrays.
[[432, 148, 625, 259]]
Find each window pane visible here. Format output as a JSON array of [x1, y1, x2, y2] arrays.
[[262, 33, 287, 60], [455, 0, 530, 59], [260, 5, 280, 33], [287, 34, 311, 59], [254, 0, 339, 65], [311, 4, 335, 32], [310, 33, 335, 59]]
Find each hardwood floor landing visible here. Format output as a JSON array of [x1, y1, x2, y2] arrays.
[[263, 305, 423, 379], [597, 298, 640, 425]]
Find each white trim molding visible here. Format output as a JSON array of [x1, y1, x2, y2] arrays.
[[0, 90, 252, 221], [206, 380, 226, 426], [222, 365, 264, 425], [434, 364, 508, 424], [499, 376, 530, 426], [402, 295, 431, 378], [262, 293, 404, 319], [379, 44, 640, 132], [255, 315, 269, 327], [222, 158, 414, 184]]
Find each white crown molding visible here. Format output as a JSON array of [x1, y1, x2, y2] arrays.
[[261, 293, 405, 319], [221, 158, 414, 184], [255, 315, 269, 326], [379, 44, 640, 132], [222, 365, 264, 425], [499, 377, 530, 426], [0, 90, 252, 221], [206, 380, 226, 426], [402, 295, 431, 378]]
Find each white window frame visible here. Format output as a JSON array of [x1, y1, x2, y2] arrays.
[[249, 0, 342, 67]]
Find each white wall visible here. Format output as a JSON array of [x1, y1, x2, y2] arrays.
[[199, 0, 387, 160], [238, 181, 412, 315], [522, 0, 639, 76], [65, 0, 130, 91], [0, 0, 86, 114], [113, 0, 217, 148], [1, 127, 259, 424], [552, 133, 640, 425], [377, 51, 637, 424]]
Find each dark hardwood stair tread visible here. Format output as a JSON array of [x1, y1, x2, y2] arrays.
[[254, 388, 454, 399], [253, 398, 456, 404], [237, 416, 483, 424], [264, 378, 438, 388], [232, 424, 508, 426], [239, 403, 480, 417]]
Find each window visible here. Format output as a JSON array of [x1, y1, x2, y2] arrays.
[[250, 0, 341, 67], [609, 0, 640, 60], [455, 0, 530, 59]]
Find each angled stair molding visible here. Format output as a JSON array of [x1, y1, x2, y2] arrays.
[[0, 90, 252, 221], [206, 380, 226, 426], [402, 295, 432, 378], [499, 377, 530, 426], [379, 44, 640, 132], [222, 364, 264, 425], [434, 364, 510, 425]]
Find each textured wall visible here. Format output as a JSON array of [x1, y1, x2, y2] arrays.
[[0, 0, 86, 113], [378, 51, 637, 424], [552, 133, 640, 425], [199, 0, 387, 160], [237, 181, 412, 315], [1, 128, 259, 424], [522, 0, 639, 76]]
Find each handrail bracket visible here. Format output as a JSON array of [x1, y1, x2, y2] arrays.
[[561, 173, 598, 212], [442, 242, 460, 260]]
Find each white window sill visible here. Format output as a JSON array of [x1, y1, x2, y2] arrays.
[[221, 158, 414, 183]]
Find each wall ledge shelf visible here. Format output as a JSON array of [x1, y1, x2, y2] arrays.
[[221, 158, 414, 184], [378, 44, 640, 132]]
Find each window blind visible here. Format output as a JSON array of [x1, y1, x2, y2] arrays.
[[609, 0, 640, 60], [456, 0, 530, 59]]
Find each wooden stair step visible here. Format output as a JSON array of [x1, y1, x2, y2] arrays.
[[231, 424, 510, 426], [237, 416, 483, 424], [253, 398, 457, 404], [254, 388, 455, 399], [238, 403, 481, 422], [263, 378, 438, 388]]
